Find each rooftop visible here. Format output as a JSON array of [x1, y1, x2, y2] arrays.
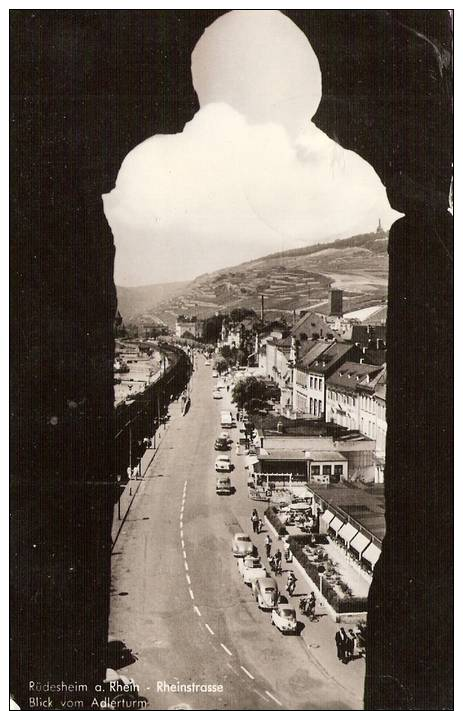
[[253, 413, 343, 439], [327, 362, 384, 391], [308, 481, 385, 543]]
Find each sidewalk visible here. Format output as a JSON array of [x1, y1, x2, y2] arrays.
[[221, 389, 365, 706], [111, 399, 183, 549], [256, 524, 365, 705]]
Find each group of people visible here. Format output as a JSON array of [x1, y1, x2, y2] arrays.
[[335, 627, 358, 663], [251, 509, 263, 534]]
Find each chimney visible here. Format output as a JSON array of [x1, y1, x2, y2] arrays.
[[330, 289, 343, 317]]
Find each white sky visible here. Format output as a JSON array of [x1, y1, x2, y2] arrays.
[[104, 10, 400, 287]]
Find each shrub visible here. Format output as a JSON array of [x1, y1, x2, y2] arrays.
[[264, 506, 288, 537]]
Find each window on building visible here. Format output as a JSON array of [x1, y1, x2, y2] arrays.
[[322, 465, 332, 476], [309, 397, 313, 414], [319, 378, 322, 390], [334, 464, 343, 479], [311, 465, 320, 476]]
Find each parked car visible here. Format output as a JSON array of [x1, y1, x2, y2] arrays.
[[216, 474, 232, 495], [212, 390, 222, 399], [252, 576, 279, 610], [238, 555, 267, 585], [215, 455, 232, 472], [212, 371, 219, 378], [204, 361, 211, 366], [232, 533, 254, 558], [220, 431, 233, 443], [271, 603, 297, 634], [214, 437, 230, 451]]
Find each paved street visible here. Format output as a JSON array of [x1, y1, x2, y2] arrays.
[[109, 358, 364, 710]]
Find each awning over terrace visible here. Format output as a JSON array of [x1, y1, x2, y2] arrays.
[[328, 516, 344, 534], [350, 532, 371, 555], [362, 543, 381, 567], [338, 523, 358, 544], [320, 509, 335, 527]]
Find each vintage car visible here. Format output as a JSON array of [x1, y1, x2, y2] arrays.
[[212, 390, 222, 399], [215, 455, 232, 472], [252, 576, 279, 610], [214, 437, 230, 451], [232, 533, 254, 558], [238, 555, 267, 585], [271, 604, 297, 634]]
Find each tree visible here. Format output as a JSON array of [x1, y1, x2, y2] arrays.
[[220, 345, 232, 360], [231, 376, 281, 412], [214, 357, 228, 375], [236, 349, 248, 366]]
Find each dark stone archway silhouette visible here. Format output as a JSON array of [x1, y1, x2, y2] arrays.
[[10, 10, 452, 709]]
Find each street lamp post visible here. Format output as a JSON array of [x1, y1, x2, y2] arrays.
[[116, 474, 122, 520]]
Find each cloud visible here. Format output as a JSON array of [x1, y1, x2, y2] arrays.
[[104, 102, 399, 286]]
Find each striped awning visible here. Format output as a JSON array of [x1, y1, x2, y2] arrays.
[[362, 543, 381, 567], [328, 516, 344, 534], [350, 532, 371, 555], [321, 509, 335, 526], [338, 523, 358, 543]]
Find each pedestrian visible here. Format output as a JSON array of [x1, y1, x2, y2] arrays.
[[348, 629, 357, 659], [340, 628, 350, 663], [286, 571, 296, 597], [257, 517, 263, 534], [126, 465, 133, 480], [251, 510, 258, 533], [335, 629, 345, 662], [274, 549, 282, 567], [283, 539, 293, 562], [265, 534, 272, 559], [307, 592, 316, 620]]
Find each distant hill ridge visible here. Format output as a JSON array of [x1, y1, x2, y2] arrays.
[[120, 228, 389, 325]]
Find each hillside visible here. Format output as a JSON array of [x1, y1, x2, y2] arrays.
[[129, 229, 389, 326], [116, 281, 188, 322]]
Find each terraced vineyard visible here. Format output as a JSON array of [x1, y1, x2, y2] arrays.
[[123, 229, 389, 327]]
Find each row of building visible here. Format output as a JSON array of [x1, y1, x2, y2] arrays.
[[257, 291, 387, 484]]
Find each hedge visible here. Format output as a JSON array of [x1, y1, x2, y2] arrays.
[[290, 539, 368, 614], [264, 506, 288, 537]]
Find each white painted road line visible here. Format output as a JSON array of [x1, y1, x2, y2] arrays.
[[265, 691, 282, 707], [184, 561, 189, 571], [189, 588, 194, 600], [205, 624, 215, 636], [181, 541, 185, 551], [186, 574, 191, 585], [194, 606, 202, 617], [179, 521, 183, 529], [255, 690, 269, 703], [220, 643, 233, 657], [240, 666, 254, 680]]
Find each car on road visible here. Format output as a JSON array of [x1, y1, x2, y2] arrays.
[[271, 603, 297, 634], [216, 474, 232, 495], [212, 371, 219, 378], [215, 455, 232, 472], [238, 555, 267, 585], [204, 361, 211, 366], [220, 431, 233, 442], [214, 437, 230, 451], [212, 390, 222, 399], [232, 533, 254, 558], [253, 576, 279, 610]]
